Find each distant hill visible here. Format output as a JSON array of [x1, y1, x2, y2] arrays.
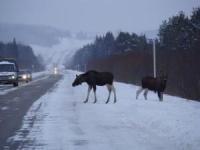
[[0, 23, 71, 47]]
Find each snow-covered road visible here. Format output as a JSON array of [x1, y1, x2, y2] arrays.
[[7, 70, 200, 150]]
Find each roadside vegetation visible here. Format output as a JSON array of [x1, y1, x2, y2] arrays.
[[70, 7, 200, 100]]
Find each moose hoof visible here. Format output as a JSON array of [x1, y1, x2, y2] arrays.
[[105, 100, 109, 104]]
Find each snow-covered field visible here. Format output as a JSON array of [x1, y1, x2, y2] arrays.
[[8, 70, 200, 150]]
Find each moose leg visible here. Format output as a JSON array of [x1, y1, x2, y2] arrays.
[[84, 86, 92, 103], [136, 87, 144, 99], [93, 85, 97, 103], [157, 91, 163, 101], [112, 85, 117, 103], [106, 84, 112, 104], [160, 92, 163, 101], [144, 89, 148, 100]]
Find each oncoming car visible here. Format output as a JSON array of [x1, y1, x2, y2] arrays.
[[53, 67, 58, 75], [0, 59, 19, 87], [18, 70, 32, 83]]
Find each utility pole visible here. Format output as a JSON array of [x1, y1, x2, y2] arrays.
[[77, 64, 80, 71], [84, 64, 87, 72], [153, 39, 156, 78]]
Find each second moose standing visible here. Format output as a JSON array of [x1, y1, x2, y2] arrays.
[[136, 75, 168, 101]]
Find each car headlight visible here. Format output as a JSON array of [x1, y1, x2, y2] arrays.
[[22, 74, 27, 79], [9, 75, 16, 79], [54, 68, 58, 74]]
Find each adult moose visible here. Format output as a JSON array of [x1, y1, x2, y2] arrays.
[[136, 74, 167, 101], [72, 70, 117, 104]]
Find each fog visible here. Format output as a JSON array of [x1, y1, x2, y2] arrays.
[[0, 0, 199, 34]]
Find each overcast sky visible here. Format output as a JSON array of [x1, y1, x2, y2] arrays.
[[0, 0, 199, 34]]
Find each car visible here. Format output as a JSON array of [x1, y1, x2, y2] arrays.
[[0, 58, 19, 87], [18, 70, 32, 83], [53, 67, 59, 75]]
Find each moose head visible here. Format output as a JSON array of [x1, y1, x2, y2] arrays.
[[72, 74, 85, 87]]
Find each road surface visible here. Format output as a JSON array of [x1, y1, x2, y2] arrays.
[[0, 74, 62, 149]]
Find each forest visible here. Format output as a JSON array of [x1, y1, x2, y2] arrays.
[[0, 38, 44, 71], [70, 8, 200, 100]]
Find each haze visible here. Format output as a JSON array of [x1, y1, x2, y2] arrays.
[[0, 0, 199, 34]]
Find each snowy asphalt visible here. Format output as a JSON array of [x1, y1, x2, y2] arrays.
[[0, 74, 62, 150]]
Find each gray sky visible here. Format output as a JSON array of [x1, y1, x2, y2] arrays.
[[0, 0, 199, 34]]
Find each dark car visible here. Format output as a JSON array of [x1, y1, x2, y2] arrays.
[[18, 70, 32, 83], [0, 59, 19, 87]]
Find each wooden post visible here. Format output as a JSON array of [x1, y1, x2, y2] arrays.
[[153, 39, 156, 77]]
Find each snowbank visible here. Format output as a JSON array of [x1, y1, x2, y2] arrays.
[[8, 70, 200, 150]]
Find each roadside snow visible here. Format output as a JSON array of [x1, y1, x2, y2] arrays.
[[7, 70, 200, 150]]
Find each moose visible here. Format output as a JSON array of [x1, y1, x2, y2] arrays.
[[72, 70, 117, 104], [136, 75, 168, 101]]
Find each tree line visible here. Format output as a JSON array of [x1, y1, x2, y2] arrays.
[[70, 7, 200, 100], [0, 38, 44, 71], [71, 31, 151, 66]]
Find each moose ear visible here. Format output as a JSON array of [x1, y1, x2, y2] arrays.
[[76, 74, 78, 78]]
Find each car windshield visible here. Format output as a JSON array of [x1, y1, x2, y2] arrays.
[[19, 71, 25, 74], [0, 64, 15, 72], [19, 70, 30, 74]]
